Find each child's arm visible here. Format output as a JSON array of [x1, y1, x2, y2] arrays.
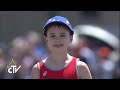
[[31, 63, 40, 79], [76, 59, 92, 79]]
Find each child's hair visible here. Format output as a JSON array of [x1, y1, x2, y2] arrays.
[[44, 22, 73, 36]]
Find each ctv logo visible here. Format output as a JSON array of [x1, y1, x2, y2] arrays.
[[6, 58, 21, 73]]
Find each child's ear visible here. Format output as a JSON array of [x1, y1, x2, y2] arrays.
[[44, 36, 48, 43], [70, 35, 73, 43]]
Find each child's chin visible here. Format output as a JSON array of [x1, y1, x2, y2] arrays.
[[52, 49, 65, 52]]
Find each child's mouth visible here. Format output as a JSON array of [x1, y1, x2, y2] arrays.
[[53, 44, 63, 47]]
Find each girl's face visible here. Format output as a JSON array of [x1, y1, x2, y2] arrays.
[[44, 26, 73, 53]]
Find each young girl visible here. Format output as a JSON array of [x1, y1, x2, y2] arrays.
[[31, 16, 92, 79]]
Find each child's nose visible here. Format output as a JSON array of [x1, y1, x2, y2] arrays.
[[55, 38, 61, 43]]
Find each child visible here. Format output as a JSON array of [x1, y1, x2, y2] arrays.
[[31, 16, 92, 79]]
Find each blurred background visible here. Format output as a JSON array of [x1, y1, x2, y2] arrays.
[[0, 11, 119, 79]]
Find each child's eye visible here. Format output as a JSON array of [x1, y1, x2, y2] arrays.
[[61, 35, 66, 37], [50, 35, 55, 37]]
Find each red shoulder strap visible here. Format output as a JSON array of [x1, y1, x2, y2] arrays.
[[39, 61, 43, 68]]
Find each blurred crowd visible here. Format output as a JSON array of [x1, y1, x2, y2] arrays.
[[0, 29, 119, 79], [69, 36, 120, 79], [0, 31, 48, 79]]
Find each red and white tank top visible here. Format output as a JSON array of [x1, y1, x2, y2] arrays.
[[39, 57, 78, 79]]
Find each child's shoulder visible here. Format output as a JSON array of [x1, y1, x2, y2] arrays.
[[77, 59, 88, 67], [75, 57, 92, 79], [70, 55, 86, 64], [31, 63, 40, 78], [32, 59, 46, 72], [32, 62, 40, 70], [74, 57, 87, 65], [72, 56, 89, 69]]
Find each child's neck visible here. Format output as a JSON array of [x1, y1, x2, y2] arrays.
[[44, 53, 73, 71], [48, 52, 70, 63]]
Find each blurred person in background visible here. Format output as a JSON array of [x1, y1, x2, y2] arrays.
[[0, 42, 8, 79], [77, 37, 97, 79], [111, 48, 120, 79], [25, 31, 48, 62], [96, 47, 116, 79], [5, 36, 36, 79]]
